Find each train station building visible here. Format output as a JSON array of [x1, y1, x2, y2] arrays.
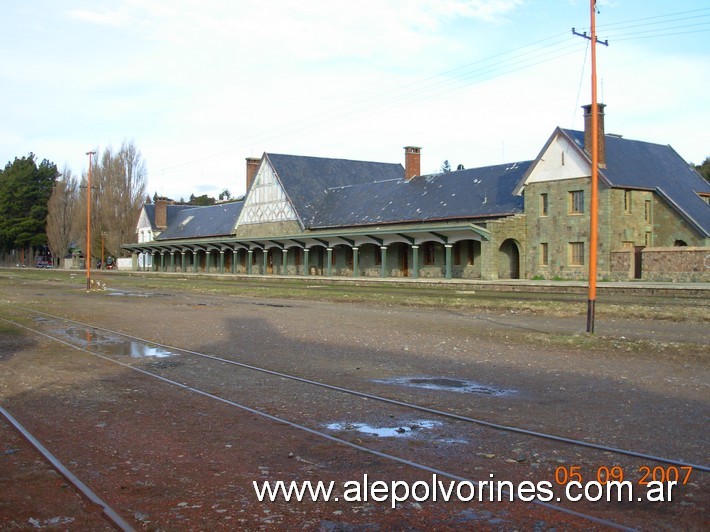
[[125, 106, 710, 282]]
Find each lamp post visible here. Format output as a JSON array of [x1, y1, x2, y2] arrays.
[[86, 150, 96, 291]]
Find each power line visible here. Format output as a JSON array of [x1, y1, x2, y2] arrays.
[[152, 8, 708, 177]]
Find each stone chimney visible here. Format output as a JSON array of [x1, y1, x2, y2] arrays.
[[404, 146, 421, 180], [245, 157, 261, 191], [582, 103, 606, 168], [155, 197, 170, 229]]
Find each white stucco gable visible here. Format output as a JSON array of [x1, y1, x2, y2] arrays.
[[136, 206, 155, 243], [236, 160, 298, 226], [514, 129, 590, 194]]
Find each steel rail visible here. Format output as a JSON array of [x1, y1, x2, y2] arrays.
[[0, 314, 635, 531], [0, 404, 134, 531], [11, 304, 709, 474]]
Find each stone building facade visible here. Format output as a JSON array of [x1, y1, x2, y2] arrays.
[[126, 107, 710, 282]]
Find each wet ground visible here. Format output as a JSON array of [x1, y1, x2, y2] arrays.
[[0, 273, 708, 530]]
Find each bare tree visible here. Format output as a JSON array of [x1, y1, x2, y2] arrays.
[[90, 140, 147, 259], [46, 165, 78, 266]]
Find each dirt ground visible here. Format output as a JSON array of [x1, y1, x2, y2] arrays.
[[0, 272, 707, 530]]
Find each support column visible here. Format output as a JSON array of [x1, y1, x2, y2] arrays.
[[192, 250, 198, 273], [326, 248, 333, 277], [170, 251, 175, 272], [247, 250, 253, 274], [231, 250, 236, 274], [181, 251, 187, 273], [380, 246, 388, 278], [303, 248, 310, 276], [411, 245, 419, 279], [219, 250, 225, 274], [352, 247, 359, 278], [445, 244, 453, 280], [282, 248, 288, 275], [263, 249, 268, 275]]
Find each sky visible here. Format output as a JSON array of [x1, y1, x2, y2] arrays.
[[2, 1, 708, 201]]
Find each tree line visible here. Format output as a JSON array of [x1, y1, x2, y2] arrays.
[[0, 140, 146, 267]]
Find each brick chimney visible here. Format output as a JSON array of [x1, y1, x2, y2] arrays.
[[245, 157, 261, 191], [404, 146, 421, 180], [155, 197, 170, 229], [582, 103, 606, 168]]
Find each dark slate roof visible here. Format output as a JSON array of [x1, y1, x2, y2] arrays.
[[156, 201, 243, 240], [143, 204, 193, 230], [308, 161, 530, 228], [266, 153, 405, 225], [562, 129, 710, 237]]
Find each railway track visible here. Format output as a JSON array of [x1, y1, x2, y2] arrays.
[[2, 302, 707, 529]]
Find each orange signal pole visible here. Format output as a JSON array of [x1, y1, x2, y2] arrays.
[[86, 150, 96, 291], [587, 0, 599, 333]]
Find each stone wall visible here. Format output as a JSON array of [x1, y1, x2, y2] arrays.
[[609, 249, 633, 281], [641, 247, 710, 282]]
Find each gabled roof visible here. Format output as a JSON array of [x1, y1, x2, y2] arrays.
[[309, 161, 530, 228], [156, 201, 243, 240], [560, 129, 710, 237], [265, 153, 405, 227], [141, 204, 193, 231]]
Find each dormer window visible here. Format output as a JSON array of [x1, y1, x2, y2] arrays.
[[179, 216, 194, 228]]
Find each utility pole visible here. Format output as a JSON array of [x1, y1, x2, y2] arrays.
[[85, 150, 96, 291], [573, 1, 608, 333]]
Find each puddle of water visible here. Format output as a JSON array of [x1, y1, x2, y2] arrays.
[[326, 420, 441, 438], [106, 288, 149, 297], [374, 376, 513, 396], [52, 326, 174, 358]]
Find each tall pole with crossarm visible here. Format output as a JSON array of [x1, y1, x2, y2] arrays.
[[85, 150, 96, 291], [587, 0, 600, 333]]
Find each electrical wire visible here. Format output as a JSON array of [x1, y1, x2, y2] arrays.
[[153, 8, 709, 176]]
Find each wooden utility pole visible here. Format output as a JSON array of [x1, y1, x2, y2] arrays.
[[587, 0, 599, 333], [574, 2, 608, 333], [85, 150, 96, 291]]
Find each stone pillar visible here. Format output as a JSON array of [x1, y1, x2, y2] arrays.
[[481, 240, 497, 280], [380, 246, 388, 278], [411, 245, 419, 279], [303, 248, 310, 276], [131, 253, 138, 271], [247, 250, 253, 274], [219, 250, 225, 273], [352, 247, 359, 278], [445, 244, 453, 279], [282, 248, 288, 275], [326, 248, 333, 277]]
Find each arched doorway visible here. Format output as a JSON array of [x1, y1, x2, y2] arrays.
[[498, 239, 520, 279]]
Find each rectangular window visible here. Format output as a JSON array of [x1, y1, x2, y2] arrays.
[[423, 242, 436, 265], [540, 193, 548, 216], [569, 190, 584, 214], [569, 242, 584, 266], [540, 243, 549, 266], [452, 242, 474, 266], [624, 190, 632, 214], [644, 200, 652, 223]]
